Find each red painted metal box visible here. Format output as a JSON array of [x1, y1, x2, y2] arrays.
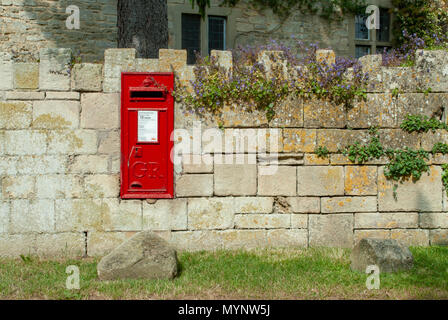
[[120, 72, 174, 199]]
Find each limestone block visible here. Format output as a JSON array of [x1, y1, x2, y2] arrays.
[[34, 233, 85, 258], [258, 50, 288, 79], [283, 129, 316, 153], [81, 93, 120, 129], [2, 175, 35, 199], [321, 197, 377, 213], [98, 130, 120, 154], [344, 166, 377, 195], [0, 101, 32, 129], [36, 175, 83, 199], [270, 95, 304, 128], [14, 62, 38, 89], [143, 199, 187, 231], [32, 100, 80, 129], [291, 214, 308, 228], [267, 229, 308, 247], [15, 155, 67, 174], [46, 130, 97, 155], [287, 197, 320, 213], [211, 50, 232, 71], [421, 130, 448, 151], [84, 174, 119, 198], [5, 91, 44, 100], [354, 230, 391, 243], [378, 166, 442, 212], [221, 229, 267, 249], [182, 154, 213, 173], [316, 49, 336, 65], [258, 166, 296, 196], [0, 234, 39, 257], [104, 199, 142, 232], [303, 98, 345, 128], [235, 214, 290, 229], [0, 156, 16, 175], [317, 129, 370, 153], [159, 49, 187, 72], [0, 202, 9, 234], [134, 58, 159, 72], [429, 229, 448, 246], [309, 214, 354, 248], [39, 48, 72, 91], [381, 67, 419, 92], [188, 198, 234, 230], [176, 174, 213, 197], [45, 92, 80, 100], [396, 93, 448, 125], [297, 166, 344, 196], [233, 197, 273, 214], [10, 199, 55, 233], [219, 103, 268, 128], [355, 212, 418, 229], [214, 155, 257, 196], [4, 130, 47, 155], [390, 229, 429, 246], [103, 48, 136, 93], [71, 63, 103, 92], [379, 129, 420, 150], [347, 94, 397, 128], [419, 212, 448, 228], [304, 154, 330, 165], [170, 230, 223, 251], [415, 49, 448, 92], [0, 52, 13, 90], [87, 231, 136, 257], [68, 155, 108, 174]]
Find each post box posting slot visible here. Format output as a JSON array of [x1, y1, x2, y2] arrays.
[[120, 72, 174, 199]]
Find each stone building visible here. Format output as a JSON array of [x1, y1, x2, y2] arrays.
[[0, 0, 393, 63]]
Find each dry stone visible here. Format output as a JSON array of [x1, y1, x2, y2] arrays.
[[97, 231, 178, 280], [350, 238, 413, 273]]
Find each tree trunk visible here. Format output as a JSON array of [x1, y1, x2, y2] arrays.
[[117, 0, 168, 58]]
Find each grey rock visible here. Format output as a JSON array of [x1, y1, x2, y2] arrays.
[[97, 231, 178, 280], [350, 238, 414, 273]]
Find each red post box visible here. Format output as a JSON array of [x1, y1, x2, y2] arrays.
[[120, 72, 174, 199]]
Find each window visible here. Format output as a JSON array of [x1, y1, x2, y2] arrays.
[[182, 14, 201, 65], [353, 8, 392, 59], [208, 16, 226, 54]]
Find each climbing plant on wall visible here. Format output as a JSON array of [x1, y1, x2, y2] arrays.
[[190, 0, 367, 20]]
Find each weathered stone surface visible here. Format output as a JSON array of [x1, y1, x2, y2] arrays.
[[104, 200, 142, 232], [235, 214, 290, 229], [103, 48, 135, 93], [176, 174, 213, 197], [39, 48, 72, 91], [234, 197, 273, 213], [98, 130, 120, 154], [182, 154, 213, 173], [381, 67, 419, 93], [33, 233, 85, 258], [68, 155, 108, 173], [291, 214, 308, 228], [379, 129, 420, 150], [0, 52, 13, 90], [14, 62, 38, 89], [317, 129, 370, 152], [45, 92, 80, 100], [214, 155, 257, 196], [0, 101, 32, 129], [159, 49, 187, 72], [221, 229, 267, 249], [350, 238, 414, 273], [5, 91, 44, 100], [87, 231, 136, 257], [321, 197, 377, 213], [84, 174, 119, 198], [354, 230, 391, 243], [258, 50, 288, 79], [378, 166, 442, 212], [304, 154, 329, 165], [188, 198, 234, 230], [419, 212, 448, 228], [143, 199, 187, 231], [219, 103, 268, 128], [133, 58, 159, 72], [287, 197, 320, 213], [71, 63, 103, 92], [309, 214, 353, 248], [297, 166, 344, 196], [33, 100, 80, 129], [0, 202, 9, 234], [283, 129, 316, 153], [421, 130, 448, 151], [211, 50, 232, 71], [258, 166, 296, 196], [429, 229, 448, 246], [81, 93, 119, 129], [355, 212, 418, 229], [316, 49, 336, 65], [2, 175, 35, 199], [170, 230, 222, 251], [344, 166, 377, 195], [390, 229, 429, 246], [396, 93, 448, 125], [15, 155, 67, 175], [46, 130, 98, 155], [36, 175, 83, 199], [97, 231, 178, 280], [4, 130, 47, 155], [270, 95, 304, 128], [347, 94, 397, 128], [10, 199, 54, 233], [303, 98, 345, 128], [267, 229, 308, 247], [415, 49, 448, 92]]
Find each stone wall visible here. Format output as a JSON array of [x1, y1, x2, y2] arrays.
[[0, 46, 447, 258]]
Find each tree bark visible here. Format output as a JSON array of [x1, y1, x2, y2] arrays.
[[117, 0, 168, 58]]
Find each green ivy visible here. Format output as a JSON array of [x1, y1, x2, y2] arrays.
[[400, 114, 448, 133], [432, 142, 448, 155]]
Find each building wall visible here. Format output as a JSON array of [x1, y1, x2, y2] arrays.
[[0, 46, 447, 258], [0, 0, 392, 63]]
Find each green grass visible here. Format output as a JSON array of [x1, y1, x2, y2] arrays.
[[0, 247, 447, 300]]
